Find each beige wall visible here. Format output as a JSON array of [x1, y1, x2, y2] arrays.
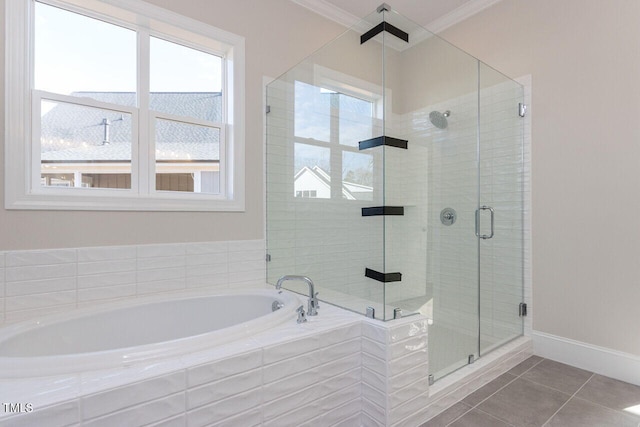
[[0, 0, 344, 250], [440, 0, 640, 356]]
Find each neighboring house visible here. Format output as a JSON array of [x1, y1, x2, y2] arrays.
[[40, 92, 221, 192], [294, 165, 373, 200]]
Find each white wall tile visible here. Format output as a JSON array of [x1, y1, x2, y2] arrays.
[[186, 368, 261, 410], [5, 249, 76, 267], [263, 335, 319, 364], [323, 399, 361, 427], [6, 277, 75, 297], [0, 401, 79, 427], [390, 334, 427, 360], [264, 351, 322, 383], [136, 244, 186, 258], [186, 388, 261, 427], [77, 259, 136, 276], [263, 366, 321, 402], [208, 409, 262, 427], [145, 414, 186, 427], [77, 271, 136, 289], [6, 291, 76, 312], [78, 284, 136, 303], [362, 352, 386, 377], [318, 353, 361, 381], [185, 241, 229, 255], [363, 336, 387, 360], [263, 380, 318, 420], [77, 246, 136, 262], [83, 392, 184, 427], [81, 371, 185, 419], [362, 383, 387, 410], [6, 264, 76, 282], [362, 397, 386, 426], [187, 350, 262, 388]]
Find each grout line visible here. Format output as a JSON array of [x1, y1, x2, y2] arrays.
[[444, 356, 542, 426], [441, 403, 474, 427], [463, 407, 518, 427], [541, 372, 595, 427]]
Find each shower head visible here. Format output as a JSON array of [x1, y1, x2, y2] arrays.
[[429, 110, 450, 129]]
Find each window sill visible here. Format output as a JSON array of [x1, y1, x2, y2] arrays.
[[5, 192, 245, 212]]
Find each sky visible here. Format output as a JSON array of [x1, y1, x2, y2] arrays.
[[34, 1, 222, 99]]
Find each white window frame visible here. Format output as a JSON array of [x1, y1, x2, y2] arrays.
[[5, 0, 245, 211]]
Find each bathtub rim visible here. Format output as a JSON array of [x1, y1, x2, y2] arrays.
[[0, 287, 301, 378]]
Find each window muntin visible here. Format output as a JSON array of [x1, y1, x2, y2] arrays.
[[6, 0, 245, 211]]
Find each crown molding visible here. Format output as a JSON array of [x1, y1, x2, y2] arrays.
[[290, 0, 503, 34], [290, 0, 360, 28], [426, 0, 503, 33]]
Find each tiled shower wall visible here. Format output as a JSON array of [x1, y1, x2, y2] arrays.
[[0, 239, 265, 326]]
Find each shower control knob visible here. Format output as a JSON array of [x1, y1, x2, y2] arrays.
[[440, 208, 457, 226]]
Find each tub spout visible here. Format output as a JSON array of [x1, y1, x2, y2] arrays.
[[276, 275, 319, 316]]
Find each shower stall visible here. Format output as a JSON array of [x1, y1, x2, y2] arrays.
[[266, 5, 525, 382]]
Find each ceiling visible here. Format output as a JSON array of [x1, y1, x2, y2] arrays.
[[292, 0, 502, 33]]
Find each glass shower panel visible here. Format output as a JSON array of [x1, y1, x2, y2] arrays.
[[379, 9, 432, 321], [266, 12, 386, 316], [478, 63, 525, 355]]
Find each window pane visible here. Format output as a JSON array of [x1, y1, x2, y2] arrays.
[[294, 143, 330, 199], [34, 2, 136, 106], [342, 152, 373, 200], [295, 81, 330, 142], [150, 37, 223, 122], [155, 119, 220, 193], [40, 100, 132, 189], [339, 94, 373, 147]]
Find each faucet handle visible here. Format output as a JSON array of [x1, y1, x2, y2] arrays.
[[314, 292, 320, 308], [296, 305, 307, 323]]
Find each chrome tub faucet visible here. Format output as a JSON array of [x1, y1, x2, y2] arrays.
[[276, 275, 319, 316]]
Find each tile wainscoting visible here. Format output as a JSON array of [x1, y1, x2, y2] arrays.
[[0, 239, 265, 326]]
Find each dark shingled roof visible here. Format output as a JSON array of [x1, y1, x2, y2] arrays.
[[41, 92, 222, 162]]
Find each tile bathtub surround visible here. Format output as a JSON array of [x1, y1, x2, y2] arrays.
[[1, 299, 541, 427], [0, 239, 266, 325], [361, 316, 431, 427], [0, 303, 364, 427]]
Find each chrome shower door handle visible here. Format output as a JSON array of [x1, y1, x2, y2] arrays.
[[475, 206, 495, 239]]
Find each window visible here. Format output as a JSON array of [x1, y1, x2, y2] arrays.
[[5, 0, 245, 211], [293, 79, 377, 201]]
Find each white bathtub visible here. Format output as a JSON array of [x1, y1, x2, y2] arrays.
[[0, 289, 300, 378]]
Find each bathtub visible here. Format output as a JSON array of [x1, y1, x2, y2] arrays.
[[0, 289, 300, 378]]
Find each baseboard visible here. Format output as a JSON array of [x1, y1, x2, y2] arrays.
[[533, 331, 640, 386]]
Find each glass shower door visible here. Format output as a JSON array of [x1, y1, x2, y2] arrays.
[[478, 63, 525, 355], [422, 49, 482, 381]]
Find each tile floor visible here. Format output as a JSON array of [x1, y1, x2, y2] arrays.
[[421, 356, 640, 427]]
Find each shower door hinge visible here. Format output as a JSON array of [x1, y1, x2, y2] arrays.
[[265, 253, 271, 262], [265, 105, 271, 114], [519, 302, 528, 317], [518, 103, 527, 117]]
